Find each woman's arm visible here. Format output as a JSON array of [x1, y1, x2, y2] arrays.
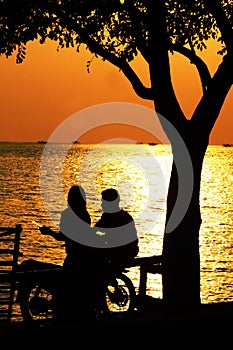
[[39, 226, 65, 242]]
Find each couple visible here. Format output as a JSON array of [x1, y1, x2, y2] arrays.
[[40, 185, 139, 322]]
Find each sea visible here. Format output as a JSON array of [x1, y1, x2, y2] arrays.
[[0, 142, 233, 313]]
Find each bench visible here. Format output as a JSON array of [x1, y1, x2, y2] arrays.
[[127, 255, 163, 297], [0, 223, 163, 322], [0, 224, 23, 322], [10, 255, 163, 298]]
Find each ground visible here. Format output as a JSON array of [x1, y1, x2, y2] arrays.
[[0, 296, 233, 346]]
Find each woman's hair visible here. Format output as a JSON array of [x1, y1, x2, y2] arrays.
[[67, 185, 91, 223]]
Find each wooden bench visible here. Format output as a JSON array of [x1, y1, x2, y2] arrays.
[[127, 255, 163, 297], [10, 256, 163, 297], [0, 223, 163, 322], [0, 224, 23, 322]]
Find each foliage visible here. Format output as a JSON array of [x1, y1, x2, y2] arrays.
[[0, 0, 231, 65]]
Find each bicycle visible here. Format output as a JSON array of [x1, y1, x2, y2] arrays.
[[17, 259, 137, 325]]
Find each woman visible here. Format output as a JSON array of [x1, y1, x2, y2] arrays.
[[40, 185, 98, 322], [40, 185, 97, 267]]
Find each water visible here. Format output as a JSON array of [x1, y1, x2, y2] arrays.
[[0, 142, 233, 310]]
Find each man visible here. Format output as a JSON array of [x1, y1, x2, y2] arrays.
[[94, 188, 139, 269]]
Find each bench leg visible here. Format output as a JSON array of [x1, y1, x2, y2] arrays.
[[138, 266, 147, 297]]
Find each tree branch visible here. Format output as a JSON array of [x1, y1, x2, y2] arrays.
[[171, 43, 212, 93], [192, 54, 233, 134], [82, 31, 153, 100], [123, 0, 150, 62], [204, 0, 233, 54], [55, 10, 153, 100], [147, 0, 187, 132]]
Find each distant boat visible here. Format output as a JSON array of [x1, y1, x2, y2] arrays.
[[37, 140, 47, 144], [223, 143, 232, 147], [148, 142, 157, 146], [72, 140, 80, 144]]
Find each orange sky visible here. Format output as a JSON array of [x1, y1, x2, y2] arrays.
[[0, 39, 232, 144]]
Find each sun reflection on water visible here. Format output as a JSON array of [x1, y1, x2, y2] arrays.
[[0, 143, 233, 305]]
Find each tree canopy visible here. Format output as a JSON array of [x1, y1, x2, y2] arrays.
[[1, 0, 232, 96]]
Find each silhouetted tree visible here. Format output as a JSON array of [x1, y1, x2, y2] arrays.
[[1, 0, 232, 311]]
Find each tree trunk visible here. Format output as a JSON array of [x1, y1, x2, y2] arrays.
[[162, 138, 208, 312]]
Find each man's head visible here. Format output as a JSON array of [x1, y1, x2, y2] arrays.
[[101, 188, 120, 213]]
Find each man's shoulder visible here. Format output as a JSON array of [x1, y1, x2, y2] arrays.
[[119, 209, 134, 220]]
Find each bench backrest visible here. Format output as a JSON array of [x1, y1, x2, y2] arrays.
[[0, 224, 23, 322]]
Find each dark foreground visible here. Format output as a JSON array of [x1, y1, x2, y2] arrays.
[[1, 297, 233, 346]]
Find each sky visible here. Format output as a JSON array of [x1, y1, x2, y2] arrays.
[[0, 38, 232, 144]]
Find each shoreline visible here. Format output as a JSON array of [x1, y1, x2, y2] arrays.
[[1, 297, 233, 344]]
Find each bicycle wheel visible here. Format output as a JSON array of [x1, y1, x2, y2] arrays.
[[104, 272, 137, 317], [19, 282, 54, 325]]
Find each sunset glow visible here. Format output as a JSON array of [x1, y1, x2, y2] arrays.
[[0, 39, 232, 144]]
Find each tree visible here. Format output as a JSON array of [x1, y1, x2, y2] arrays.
[[1, 0, 232, 311]]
